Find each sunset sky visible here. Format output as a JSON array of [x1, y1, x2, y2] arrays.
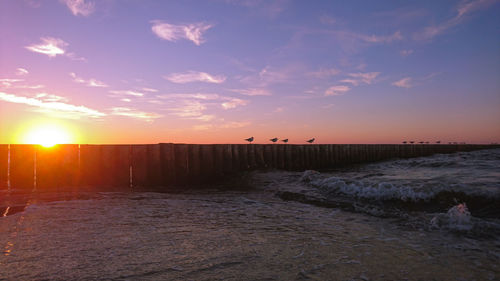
[[1, 0, 499, 144]]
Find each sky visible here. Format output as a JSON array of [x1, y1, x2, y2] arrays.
[[0, 0, 499, 144]]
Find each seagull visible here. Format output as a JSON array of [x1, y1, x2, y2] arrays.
[[281, 139, 289, 143], [307, 138, 315, 143], [270, 138, 278, 143], [245, 137, 254, 143], [402, 141, 407, 144]]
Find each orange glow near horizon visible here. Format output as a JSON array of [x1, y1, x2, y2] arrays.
[[20, 123, 77, 147]]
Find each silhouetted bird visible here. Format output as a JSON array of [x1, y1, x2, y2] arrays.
[[307, 138, 315, 143], [270, 138, 278, 143], [402, 141, 407, 144], [281, 139, 289, 143], [245, 137, 254, 143], [436, 141, 441, 144], [410, 141, 415, 144]]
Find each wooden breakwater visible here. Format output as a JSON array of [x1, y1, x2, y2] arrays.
[[0, 144, 498, 192]]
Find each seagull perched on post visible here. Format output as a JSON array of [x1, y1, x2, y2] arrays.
[[270, 138, 278, 143], [307, 138, 315, 143], [281, 139, 288, 143], [245, 137, 254, 143]]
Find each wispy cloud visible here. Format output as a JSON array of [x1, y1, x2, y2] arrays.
[[0, 78, 44, 89], [60, 0, 95, 17], [325, 85, 350, 96], [308, 68, 341, 78], [319, 15, 336, 25], [109, 90, 144, 97], [193, 121, 251, 131], [354, 31, 403, 43], [348, 72, 380, 84], [239, 65, 299, 87], [0, 91, 105, 118], [230, 88, 272, 96], [0, 78, 24, 87], [223, 0, 289, 17], [392, 77, 412, 88], [221, 98, 249, 109], [110, 107, 162, 122], [156, 93, 220, 100], [70, 72, 107, 87], [157, 92, 249, 111], [35, 93, 69, 102], [26, 37, 84, 60], [339, 79, 360, 86], [141, 87, 158, 93], [400, 49, 414, 57], [164, 71, 226, 84], [26, 37, 68, 57], [16, 68, 29, 76], [414, 0, 497, 40], [168, 100, 215, 121], [151, 21, 213, 45]]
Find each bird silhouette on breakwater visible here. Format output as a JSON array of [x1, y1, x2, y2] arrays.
[[245, 137, 254, 143], [307, 138, 315, 143], [282, 139, 289, 143], [270, 138, 278, 143]]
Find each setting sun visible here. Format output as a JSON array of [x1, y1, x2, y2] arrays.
[[22, 124, 74, 147]]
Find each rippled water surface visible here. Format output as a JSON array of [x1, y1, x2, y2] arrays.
[[1, 149, 499, 280]]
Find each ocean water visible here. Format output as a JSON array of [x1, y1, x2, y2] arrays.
[[0, 149, 499, 280]]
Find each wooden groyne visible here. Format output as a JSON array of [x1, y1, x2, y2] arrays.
[[0, 144, 498, 192]]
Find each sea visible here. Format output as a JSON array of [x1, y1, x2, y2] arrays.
[[1, 149, 499, 280]]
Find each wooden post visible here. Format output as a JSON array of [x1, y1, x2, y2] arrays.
[[189, 144, 201, 183], [101, 145, 130, 188], [9, 145, 35, 191], [271, 144, 278, 169], [223, 144, 233, 174], [36, 144, 79, 192], [263, 144, 273, 169], [131, 144, 161, 189], [231, 144, 240, 173], [200, 144, 215, 181], [255, 144, 265, 169], [160, 143, 176, 187], [284, 144, 293, 170], [214, 145, 225, 176], [0, 145, 8, 189], [79, 145, 101, 189], [303, 145, 312, 170], [248, 144, 257, 169], [174, 144, 189, 185], [277, 144, 285, 169], [238, 144, 249, 170]]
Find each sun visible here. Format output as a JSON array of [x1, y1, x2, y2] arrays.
[[22, 123, 74, 147]]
